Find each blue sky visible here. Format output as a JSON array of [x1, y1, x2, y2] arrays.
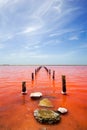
[[0, 0, 87, 65]]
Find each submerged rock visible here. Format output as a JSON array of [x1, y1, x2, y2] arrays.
[[39, 128, 47, 130], [58, 107, 68, 114], [39, 98, 53, 107], [30, 92, 42, 99], [34, 109, 60, 124]]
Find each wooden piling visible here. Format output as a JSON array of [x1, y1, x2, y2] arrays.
[[52, 70, 55, 80], [32, 73, 34, 80], [35, 69, 37, 75], [44, 66, 48, 72], [49, 69, 51, 75], [61, 75, 67, 94], [22, 81, 27, 94]]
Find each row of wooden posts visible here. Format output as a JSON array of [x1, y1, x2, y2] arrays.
[[32, 66, 56, 80], [22, 66, 66, 95], [32, 66, 42, 80]]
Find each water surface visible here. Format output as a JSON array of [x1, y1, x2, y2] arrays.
[[0, 66, 87, 130]]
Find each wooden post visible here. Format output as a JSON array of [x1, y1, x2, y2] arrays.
[[32, 73, 34, 80], [35, 69, 37, 75], [52, 70, 55, 80], [49, 69, 51, 75], [44, 66, 48, 73], [22, 81, 27, 94], [61, 75, 67, 94]]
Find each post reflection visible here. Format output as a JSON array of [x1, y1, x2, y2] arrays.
[[61, 95, 67, 107], [52, 80, 55, 94], [31, 80, 34, 87], [22, 95, 26, 105]]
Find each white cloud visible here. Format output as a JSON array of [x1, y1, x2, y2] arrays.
[[69, 36, 79, 40], [32, 0, 54, 17], [42, 40, 61, 47], [24, 44, 40, 50], [54, 7, 80, 27], [49, 28, 76, 37], [23, 40, 41, 50], [53, 0, 63, 13], [0, 0, 21, 9], [34, 45, 40, 49], [20, 25, 42, 34]]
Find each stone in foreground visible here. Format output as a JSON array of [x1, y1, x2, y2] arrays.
[[39, 98, 53, 107], [30, 92, 42, 99], [58, 107, 68, 114], [34, 109, 60, 124]]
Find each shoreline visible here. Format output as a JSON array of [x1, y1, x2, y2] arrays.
[[0, 64, 87, 66]]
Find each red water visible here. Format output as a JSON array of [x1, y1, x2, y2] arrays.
[[0, 66, 87, 130]]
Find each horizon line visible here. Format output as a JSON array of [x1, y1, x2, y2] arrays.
[[0, 64, 87, 66]]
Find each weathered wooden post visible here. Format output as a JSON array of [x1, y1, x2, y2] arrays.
[[35, 69, 37, 75], [44, 66, 48, 73], [49, 69, 51, 75], [22, 81, 27, 94], [52, 70, 55, 80], [32, 73, 34, 80], [61, 75, 67, 94]]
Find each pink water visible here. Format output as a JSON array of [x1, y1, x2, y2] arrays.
[[0, 65, 87, 130]]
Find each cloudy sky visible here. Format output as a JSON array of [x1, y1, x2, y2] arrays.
[[0, 0, 87, 65]]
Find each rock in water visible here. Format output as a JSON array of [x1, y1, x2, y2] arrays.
[[34, 109, 60, 124], [30, 92, 42, 99], [39, 98, 53, 107], [58, 107, 68, 114], [40, 128, 47, 130]]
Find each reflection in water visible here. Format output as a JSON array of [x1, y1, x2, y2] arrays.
[[31, 80, 34, 87], [35, 75, 37, 85], [49, 74, 51, 79], [22, 95, 26, 105], [52, 80, 55, 94], [52, 80, 55, 87], [48, 74, 51, 88], [61, 95, 67, 107]]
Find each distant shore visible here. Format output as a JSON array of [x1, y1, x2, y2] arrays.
[[0, 64, 87, 66]]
